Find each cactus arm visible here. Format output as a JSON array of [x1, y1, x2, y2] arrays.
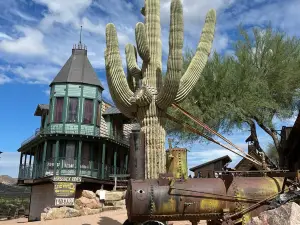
[[156, 0, 183, 109], [135, 23, 150, 62], [127, 69, 136, 92], [144, 0, 162, 88], [174, 9, 216, 103], [130, 86, 153, 107], [125, 44, 142, 79], [105, 23, 136, 115]]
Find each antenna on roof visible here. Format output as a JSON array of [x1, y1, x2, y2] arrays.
[[79, 25, 83, 45]]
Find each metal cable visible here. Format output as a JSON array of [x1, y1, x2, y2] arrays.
[[166, 113, 262, 167], [171, 103, 260, 164]]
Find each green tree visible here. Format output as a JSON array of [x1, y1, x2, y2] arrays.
[[265, 142, 279, 167], [168, 25, 300, 168]]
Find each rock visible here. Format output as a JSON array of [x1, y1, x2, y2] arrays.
[[114, 199, 126, 207], [247, 202, 300, 225], [105, 191, 124, 201], [82, 190, 96, 199], [79, 208, 102, 216], [44, 207, 81, 220], [74, 196, 101, 209]]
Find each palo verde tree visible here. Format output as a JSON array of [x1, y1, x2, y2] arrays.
[[173, 25, 300, 168], [104, 0, 216, 178]]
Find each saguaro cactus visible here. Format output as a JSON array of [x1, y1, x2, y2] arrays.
[[105, 0, 216, 179]]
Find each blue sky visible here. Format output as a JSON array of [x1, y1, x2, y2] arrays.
[[0, 0, 299, 177]]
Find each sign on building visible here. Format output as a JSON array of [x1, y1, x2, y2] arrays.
[[53, 176, 82, 182], [54, 182, 76, 206]]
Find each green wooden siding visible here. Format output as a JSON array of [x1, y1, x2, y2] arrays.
[[68, 84, 81, 97], [97, 90, 102, 101], [54, 84, 66, 96], [50, 124, 63, 133], [83, 86, 96, 98], [80, 125, 94, 135], [64, 124, 79, 134]]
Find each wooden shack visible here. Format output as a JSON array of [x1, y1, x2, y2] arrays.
[[189, 155, 232, 178]]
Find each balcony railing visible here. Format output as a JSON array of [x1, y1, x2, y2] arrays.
[[18, 157, 128, 181], [21, 126, 129, 146]]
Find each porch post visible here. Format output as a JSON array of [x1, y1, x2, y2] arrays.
[[54, 140, 59, 175], [90, 143, 94, 176], [42, 141, 47, 176], [125, 151, 128, 174], [19, 153, 23, 178], [101, 141, 106, 179], [114, 147, 117, 175], [77, 141, 82, 176], [33, 146, 38, 179]]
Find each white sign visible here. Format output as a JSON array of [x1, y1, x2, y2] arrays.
[[55, 198, 75, 206], [53, 176, 82, 182]]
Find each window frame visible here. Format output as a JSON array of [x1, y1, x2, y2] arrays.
[[67, 97, 79, 123], [53, 97, 64, 123], [82, 98, 94, 125]]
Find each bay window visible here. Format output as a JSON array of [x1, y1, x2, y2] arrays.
[[83, 99, 94, 124], [54, 97, 64, 123], [67, 98, 78, 123]]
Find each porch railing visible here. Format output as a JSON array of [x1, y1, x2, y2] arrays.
[[21, 126, 129, 146], [18, 157, 128, 181]]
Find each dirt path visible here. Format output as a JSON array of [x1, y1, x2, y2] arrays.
[[0, 209, 206, 225]]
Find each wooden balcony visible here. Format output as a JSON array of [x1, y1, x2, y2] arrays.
[[18, 157, 128, 181]]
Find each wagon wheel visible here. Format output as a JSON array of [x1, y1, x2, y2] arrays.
[[123, 220, 166, 225]]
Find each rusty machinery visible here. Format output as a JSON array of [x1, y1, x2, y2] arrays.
[[125, 105, 300, 225]]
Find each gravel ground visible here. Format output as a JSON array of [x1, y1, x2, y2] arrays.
[[0, 209, 206, 225]]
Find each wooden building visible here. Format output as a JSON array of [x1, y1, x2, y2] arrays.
[[189, 155, 232, 178], [235, 143, 277, 172], [16, 43, 133, 221], [280, 111, 300, 171]]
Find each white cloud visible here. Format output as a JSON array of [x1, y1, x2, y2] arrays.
[[0, 32, 13, 41], [34, 0, 92, 28], [0, 74, 12, 85], [0, 152, 20, 178], [10, 64, 60, 84], [44, 89, 50, 96], [10, 9, 37, 22], [0, 26, 47, 56]]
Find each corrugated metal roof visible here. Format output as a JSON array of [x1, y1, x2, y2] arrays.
[[189, 155, 232, 172], [103, 107, 121, 115], [34, 104, 49, 116], [50, 47, 104, 89]]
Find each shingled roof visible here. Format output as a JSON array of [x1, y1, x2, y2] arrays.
[[50, 45, 104, 89]]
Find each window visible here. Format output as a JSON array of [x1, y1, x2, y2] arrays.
[[96, 102, 101, 126], [81, 143, 90, 168], [67, 98, 78, 123], [83, 99, 94, 124], [54, 97, 64, 123]]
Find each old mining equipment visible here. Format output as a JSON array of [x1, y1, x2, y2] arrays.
[[124, 106, 300, 225], [124, 171, 300, 225]]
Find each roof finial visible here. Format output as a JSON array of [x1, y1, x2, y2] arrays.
[[79, 25, 82, 45]]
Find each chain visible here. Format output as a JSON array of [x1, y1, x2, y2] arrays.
[[149, 184, 155, 218]]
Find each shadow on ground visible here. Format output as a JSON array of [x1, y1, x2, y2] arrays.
[[98, 216, 122, 225]]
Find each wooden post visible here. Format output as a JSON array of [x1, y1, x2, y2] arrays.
[[77, 141, 82, 176], [54, 140, 59, 175], [90, 143, 94, 176], [125, 152, 128, 173], [33, 147, 38, 179], [101, 142, 106, 179], [129, 124, 145, 179], [114, 176, 117, 191], [42, 141, 47, 176], [113, 147, 117, 175]]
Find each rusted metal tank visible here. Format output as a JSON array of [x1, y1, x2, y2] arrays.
[[226, 176, 284, 224], [125, 176, 284, 224], [166, 148, 188, 179]]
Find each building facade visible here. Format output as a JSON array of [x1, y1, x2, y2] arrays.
[[189, 155, 232, 178], [16, 43, 132, 221]]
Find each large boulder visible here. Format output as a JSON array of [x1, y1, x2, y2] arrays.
[[74, 196, 101, 209], [43, 207, 81, 220], [79, 208, 102, 216], [105, 191, 125, 201], [247, 202, 300, 225], [82, 190, 96, 199]]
